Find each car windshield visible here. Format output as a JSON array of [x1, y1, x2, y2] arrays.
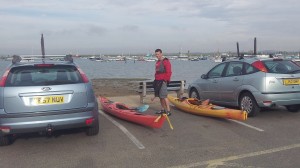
[[5, 65, 83, 86], [263, 60, 300, 74]]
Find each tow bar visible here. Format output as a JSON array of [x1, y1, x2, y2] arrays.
[[46, 124, 54, 135]]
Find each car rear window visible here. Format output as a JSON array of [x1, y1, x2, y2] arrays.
[[5, 65, 83, 86], [263, 60, 300, 74]]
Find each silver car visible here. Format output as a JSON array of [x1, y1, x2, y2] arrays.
[[188, 57, 300, 117], [0, 55, 99, 146]]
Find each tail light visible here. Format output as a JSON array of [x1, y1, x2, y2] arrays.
[[85, 118, 94, 125], [34, 64, 54, 67], [77, 67, 89, 83], [0, 69, 10, 87], [0, 126, 11, 133], [252, 61, 268, 72], [263, 101, 273, 106]]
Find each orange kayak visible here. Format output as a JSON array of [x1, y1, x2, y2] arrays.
[[99, 97, 166, 128], [168, 95, 247, 121]]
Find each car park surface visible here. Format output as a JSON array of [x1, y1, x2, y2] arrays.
[[0, 95, 299, 168]]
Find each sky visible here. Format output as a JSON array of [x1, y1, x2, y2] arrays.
[[0, 0, 300, 55]]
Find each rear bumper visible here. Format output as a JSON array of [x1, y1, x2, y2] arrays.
[[254, 91, 300, 107], [0, 108, 99, 136]]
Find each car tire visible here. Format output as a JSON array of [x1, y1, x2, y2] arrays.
[[189, 88, 200, 100], [239, 92, 260, 117], [285, 105, 300, 113], [86, 119, 99, 136], [0, 135, 11, 146]]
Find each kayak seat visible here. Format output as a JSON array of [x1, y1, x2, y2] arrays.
[[201, 99, 210, 105], [189, 99, 210, 106], [189, 99, 203, 105], [116, 104, 129, 110], [179, 97, 188, 101]]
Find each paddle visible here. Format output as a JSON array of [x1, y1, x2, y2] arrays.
[[154, 113, 174, 130], [132, 104, 149, 112]]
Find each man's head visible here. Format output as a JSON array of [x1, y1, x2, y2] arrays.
[[155, 49, 163, 60]]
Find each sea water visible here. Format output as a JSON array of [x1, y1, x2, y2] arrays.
[[0, 59, 218, 86]]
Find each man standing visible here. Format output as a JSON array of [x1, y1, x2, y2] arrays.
[[153, 49, 172, 116]]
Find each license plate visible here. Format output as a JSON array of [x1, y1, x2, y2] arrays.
[[32, 96, 64, 105], [283, 78, 300, 85]]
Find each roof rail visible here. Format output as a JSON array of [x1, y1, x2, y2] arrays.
[[11, 55, 73, 64], [64, 54, 73, 63], [12, 55, 22, 64]]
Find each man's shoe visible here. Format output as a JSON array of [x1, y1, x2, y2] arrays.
[[155, 110, 164, 114], [166, 112, 171, 116]]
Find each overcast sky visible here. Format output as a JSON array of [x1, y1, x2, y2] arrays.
[[0, 0, 299, 55]]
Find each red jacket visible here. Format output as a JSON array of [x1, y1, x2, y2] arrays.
[[155, 58, 172, 82]]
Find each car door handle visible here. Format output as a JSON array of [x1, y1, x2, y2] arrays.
[[233, 78, 239, 81], [213, 80, 217, 83]]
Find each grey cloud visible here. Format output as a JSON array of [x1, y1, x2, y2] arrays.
[[43, 25, 108, 37], [86, 25, 108, 36], [1, 0, 300, 55], [119, 25, 139, 32]]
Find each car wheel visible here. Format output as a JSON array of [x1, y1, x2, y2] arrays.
[[239, 92, 260, 117], [0, 135, 11, 146], [285, 105, 300, 113], [86, 119, 99, 136], [189, 88, 200, 100]]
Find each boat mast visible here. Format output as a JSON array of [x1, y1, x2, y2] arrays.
[[41, 34, 45, 59]]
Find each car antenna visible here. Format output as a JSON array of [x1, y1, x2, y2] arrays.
[[254, 37, 257, 55], [41, 34, 45, 61], [236, 42, 240, 58]]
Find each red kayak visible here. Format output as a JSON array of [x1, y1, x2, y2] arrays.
[[99, 97, 166, 128]]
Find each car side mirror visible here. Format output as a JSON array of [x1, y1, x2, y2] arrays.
[[201, 74, 208, 79]]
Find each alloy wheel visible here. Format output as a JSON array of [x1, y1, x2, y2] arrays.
[[239, 92, 260, 117], [190, 89, 200, 99], [241, 96, 253, 114]]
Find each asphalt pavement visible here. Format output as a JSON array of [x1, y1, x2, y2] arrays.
[[0, 94, 299, 168]]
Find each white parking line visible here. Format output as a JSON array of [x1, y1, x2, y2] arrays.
[[170, 105, 264, 132], [98, 110, 145, 149], [169, 143, 300, 168], [229, 119, 264, 132]]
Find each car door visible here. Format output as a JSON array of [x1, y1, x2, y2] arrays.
[[217, 61, 244, 105], [203, 63, 226, 101]]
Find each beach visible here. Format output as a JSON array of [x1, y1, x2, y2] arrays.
[[91, 78, 149, 97]]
